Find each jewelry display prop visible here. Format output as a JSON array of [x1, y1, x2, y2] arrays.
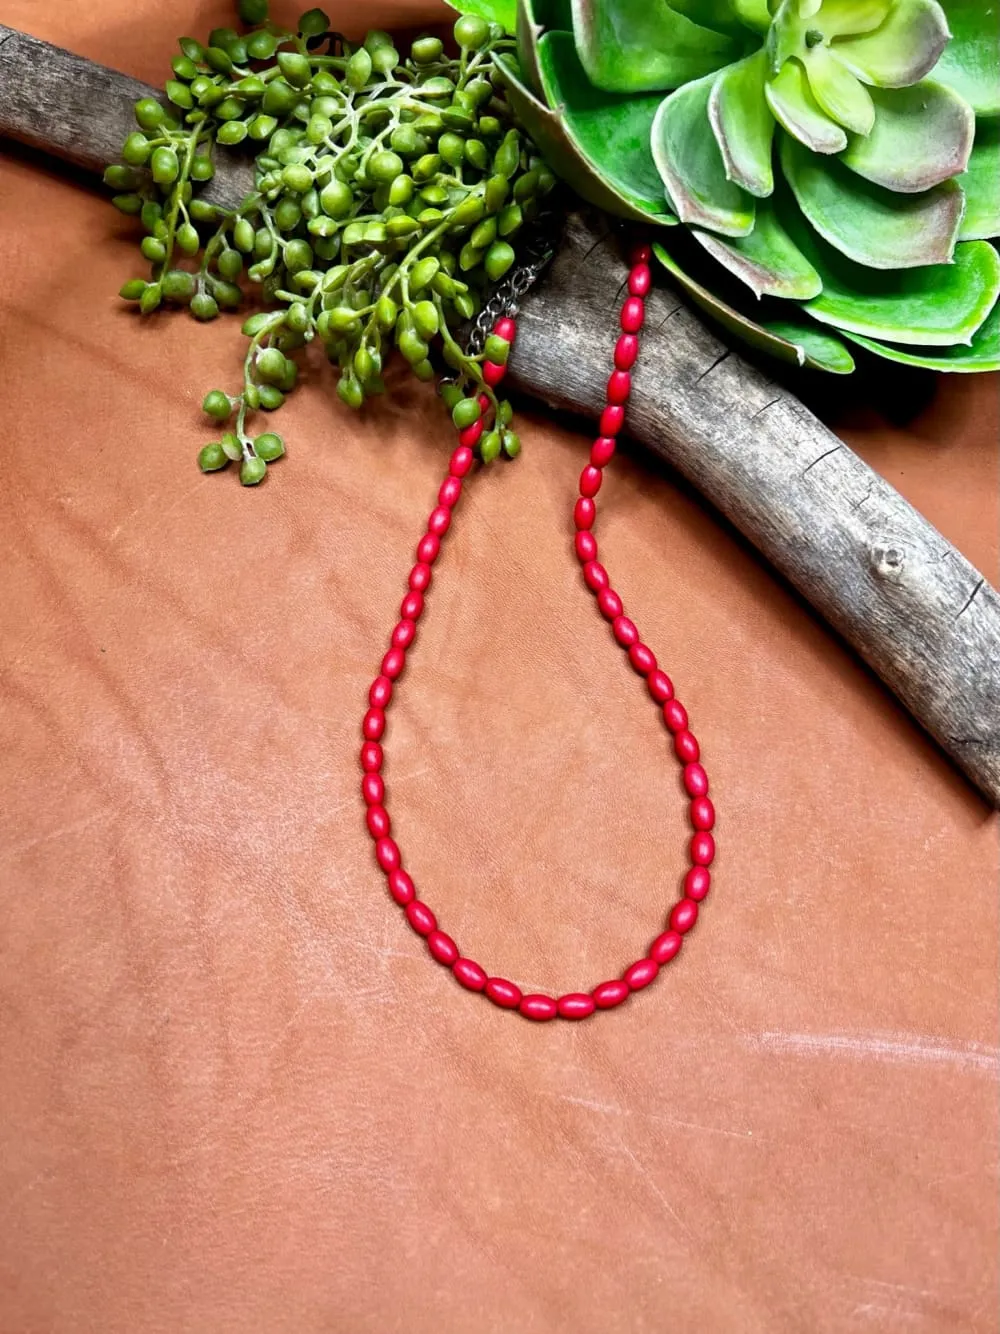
[[2, 22, 998, 807]]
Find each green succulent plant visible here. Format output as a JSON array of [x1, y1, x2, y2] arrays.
[[491, 0, 1000, 372]]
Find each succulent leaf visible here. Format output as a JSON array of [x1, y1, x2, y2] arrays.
[[843, 298, 1000, 371], [831, 0, 951, 89], [809, 0, 892, 40], [780, 133, 965, 268], [801, 44, 875, 135], [692, 198, 823, 298], [570, 0, 739, 93], [761, 318, 857, 371], [932, 0, 1000, 115], [957, 119, 1000, 241], [653, 74, 757, 235], [731, 0, 774, 34], [840, 81, 974, 193], [708, 49, 776, 196], [516, 0, 572, 95], [766, 59, 848, 153]]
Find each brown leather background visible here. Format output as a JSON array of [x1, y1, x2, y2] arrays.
[[1, 3, 998, 1330]]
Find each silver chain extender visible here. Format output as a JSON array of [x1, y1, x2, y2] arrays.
[[463, 210, 562, 358]]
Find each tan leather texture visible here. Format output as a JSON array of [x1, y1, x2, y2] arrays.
[[1, 4, 998, 1330]]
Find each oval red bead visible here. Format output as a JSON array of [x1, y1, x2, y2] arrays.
[[428, 506, 451, 537], [409, 562, 432, 593], [450, 445, 474, 477], [366, 804, 390, 839], [417, 533, 440, 565], [400, 590, 424, 622], [593, 980, 630, 1010], [458, 419, 484, 449], [685, 866, 711, 901], [663, 699, 688, 733], [494, 316, 516, 341], [600, 404, 625, 437], [381, 648, 406, 680], [614, 335, 638, 371], [406, 900, 436, 935], [683, 762, 709, 798], [580, 465, 603, 498], [453, 958, 488, 991], [597, 588, 623, 620], [621, 296, 645, 333], [613, 615, 639, 647], [674, 729, 700, 763], [628, 264, 651, 298], [574, 497, 596, 530], [625, 957, 659, 991], [584, 561, 610, 592], [375, 837, 400, 872], [607, 370, 631, 404], [575, 531, 598, 563], [362, 772, 384, 806], [691, 832, 716, 866], [647, 670, 674, 703], [671, 898, 699, 934], [591, 436, 616, 467], [631, 243, 652, 265], [482, 359, 505, 387], [439, 476, 462, 508], [388, 868, 415, 905], [427, 930, 459, 965], [361, 741, 383, 772], [369, 675, 393, 709], [558, 993, 597, 1020], [392, 619, 416, 650], [691, 796, 715, 831], [519, 994, 558, 1022], [363, 708, 385, 741], [650, 930, 683, 965], [629, 643, 656, 675], [485, 977, 522, 1009]]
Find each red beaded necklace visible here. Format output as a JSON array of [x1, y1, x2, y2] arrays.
[[359, 243, 715, 1022]]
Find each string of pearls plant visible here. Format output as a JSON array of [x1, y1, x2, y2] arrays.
[[107, 1, 555, 483]]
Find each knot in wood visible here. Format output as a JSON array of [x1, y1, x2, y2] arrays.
[[871, 544, 907, 581]]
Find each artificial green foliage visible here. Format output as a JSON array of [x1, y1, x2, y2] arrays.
[[109, 3, 553, 481], [509, 0, 1000, 371]]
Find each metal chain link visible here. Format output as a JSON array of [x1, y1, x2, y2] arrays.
[[463, 207, 563, 358]]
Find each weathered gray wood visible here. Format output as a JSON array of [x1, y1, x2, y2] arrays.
[[2, 23, 998, 803]]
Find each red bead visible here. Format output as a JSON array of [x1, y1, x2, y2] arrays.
[[494, 316, 516, 341], [614, 335, 638, 372], [674, 729, 700, 763], [388, 867, 415, 905], [591, 435, 616, 467], [624, 957, 659, 991], [592, 980, 629, 1010], [366, 804, 390, 839], [597, 587, 623, 620], [648, 669, 674, 703], [628, 263, 651, 297], [691, 796, 715, 831], [691, 832, 715, 866], [558, 993, 596, 1020], [519, 994, 558, 1022], [613, 615, 638, 647], [369, 675, 393, 709], [584, 561, 609, 592], [482, 360, 506, 387], [574, 497, 596, 530], [683, 762, 709, 798], [453, 958, 488, 991], [363, 708, 385, 741], [477, 392, 490, 413], [600, 404, 625, 437], [486, 977, 522, 1009], [428, 506, 451, 538], [629, 643, 656, 675], [361, 741, 383, 772], [439, 476, 462, 508], [376, 837, 400, 872], [650, 930, 683, 965], [400, 590, 424, 622], [428, 931, 459, 965], [409, 562, 432, 593], [671, 899, 699, 934], [579, 465, 603, 498], [607, 370, 631, 404], [685, 866, 711, 901], [663, 699, 688, 733], [406, 900, 436, 936], [392, 619, 416, 650], [575, 531, 598, 563], [382, 648, 406, 680], [417, 533, 440, 565], [621, 296, 645, 333], [631, 242, 652, 265], [450, 445, 474, 478], [362, 773, 384, 806], [458, 419, 484, 449]]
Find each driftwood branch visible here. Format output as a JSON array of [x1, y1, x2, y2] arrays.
[[2, 23, 998, 804]]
